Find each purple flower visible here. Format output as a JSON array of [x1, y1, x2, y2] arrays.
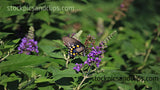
[[18, 37, 39, 55], [84, 46, 104, 67], [73, 63, 83, 72]]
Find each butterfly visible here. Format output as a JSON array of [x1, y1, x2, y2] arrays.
[[62, 36, 85, 58]]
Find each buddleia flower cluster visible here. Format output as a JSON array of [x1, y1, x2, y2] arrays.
[[73, 63, 83, 72], [17, 26, 39, 55], [73, 31, 117, 72], [73, 45, 104, 72], [18, 37, 39, 55]]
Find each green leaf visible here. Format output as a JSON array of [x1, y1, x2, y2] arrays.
[[115, 82, 134, 90], [48, 66, 81, 81], [38, 39, 56, 46], [121, 41, 135, 57], [108, 53, 126, 67], [150, 66, 160, 74], [36, 24, 64, 38], [35, 11, 50, 23], [19, 67, 47, 78], [0, 54, 54, 73], [39, 45, 64, 58], [0, 5, 28, 18], [0, 74, 20, 86], [38, 86, 55, 90], [4, 38, 20, 49], [0, 32, 13, 39], [35, 77, 54, 83]]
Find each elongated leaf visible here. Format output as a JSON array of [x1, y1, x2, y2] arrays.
[[0, 32, 13, 39], [48, 66, 81, 81], [0, 54, 54, 73]]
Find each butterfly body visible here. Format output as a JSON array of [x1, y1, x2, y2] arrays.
[[62, 37, 85, 58]]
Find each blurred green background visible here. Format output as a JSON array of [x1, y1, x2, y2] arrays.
[[0, 0, 160, 90]]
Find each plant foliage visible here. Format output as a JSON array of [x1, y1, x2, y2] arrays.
[[0, 0, 160, 90]]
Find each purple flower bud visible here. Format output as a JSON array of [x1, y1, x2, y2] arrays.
[[98, 51, 102, 54], [34, 41, 38, 45], [96, 46, 100, 50], [18, 51, 23, 54], [87, 55, 90, 58], [91, 47, 95, 50], [95, 57, 99, 61], [96, 63, 100, 67], [84, 61, 88, 64], [18, 37, 39, 55], [18, 47, 21, 51], [22, 37, 27, 42], [83, 46, 104, 67], [73, 63, 83, 72], [90, 58, 94, 61], [35, 49, 39, 53]]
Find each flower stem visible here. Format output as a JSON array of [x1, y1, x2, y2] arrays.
[[63, 52, 70, 68], [77, 75, 88, 90], [0, 52, 10, 62], [66, 59, 69, 68], [137, 29, 159, 70], [137, 45, 153, 70]]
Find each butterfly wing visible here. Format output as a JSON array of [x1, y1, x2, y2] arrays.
[[62, 36, 85, 58]]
